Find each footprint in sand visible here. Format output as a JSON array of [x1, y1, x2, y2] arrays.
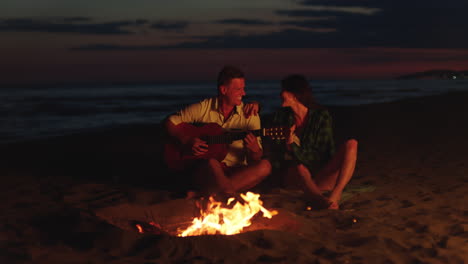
[[313, 247, 340, 259], [400, 200, 414, 208], [376, 195, 392, 201], [253, 236, 274, 249], [409, 245, 438, 258], [436, 236, 449, 248], [340, 233, 378, 247], [256, 255, 287, 263], [382, 238, 425, 263], [406, 220, 428, 234], [422, 197, 433, 202], [448, 223, 466, 237]]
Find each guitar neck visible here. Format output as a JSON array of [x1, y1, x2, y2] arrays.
[[204, 129, 263, 144]]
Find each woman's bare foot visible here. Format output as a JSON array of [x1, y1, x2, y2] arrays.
[[327, 191, 342, 210], [305, 194, 333, 210], [327, 199, 339, 210]]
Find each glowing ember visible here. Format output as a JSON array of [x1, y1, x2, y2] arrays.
[[133, 220, 165, 235], [136, 224, 144, 233], [178, 192, 278, 237]]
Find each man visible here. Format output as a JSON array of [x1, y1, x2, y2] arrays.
[[165, 66, 271, 195]]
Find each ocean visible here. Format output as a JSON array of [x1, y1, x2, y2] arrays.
[[1, 79, 467, 144]]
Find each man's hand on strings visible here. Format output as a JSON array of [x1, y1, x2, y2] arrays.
[[189, 137, 208, 156], [244, 132, 261, 153]]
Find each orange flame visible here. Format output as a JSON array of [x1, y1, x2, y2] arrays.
[[178, 192, 278, 237]]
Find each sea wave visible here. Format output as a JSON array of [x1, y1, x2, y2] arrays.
[[1, 79, 468, 143]]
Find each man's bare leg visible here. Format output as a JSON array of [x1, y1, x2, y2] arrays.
[[193, 159, 234, 195], [229, 159, 271, 191], [194, 158, 271, 195]]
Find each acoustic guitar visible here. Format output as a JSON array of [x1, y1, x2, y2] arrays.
[[164, 123, 287, 171]]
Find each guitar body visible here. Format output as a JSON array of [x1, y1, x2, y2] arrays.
[[164, 123, 229, 171]]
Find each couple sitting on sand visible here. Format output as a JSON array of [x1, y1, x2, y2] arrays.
[[165, 65, 358, 210]]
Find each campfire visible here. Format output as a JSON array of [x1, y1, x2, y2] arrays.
[[131, 192, 278, 237], [178, 192, 278, 237]]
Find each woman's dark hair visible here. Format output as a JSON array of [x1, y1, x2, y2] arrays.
[[217, 65, 244, 88], [281, 74, 320, 109]]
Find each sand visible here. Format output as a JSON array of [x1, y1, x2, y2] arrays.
[[1, 92, 467, 264]]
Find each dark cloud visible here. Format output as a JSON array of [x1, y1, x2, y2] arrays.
[[276, 9, 371, 18], [216, 19, 273, 26], [331, 48, 468, 64], [71, 43, 161, 51], [151, 21, 189, 32], [60, 17, 92, 23], [171, 0, 468, 49], [277, 8, 380, 17], [71, 29, 341, 50], [291, 0, 468, 48], [71, 0, 468, 50], [0, 17, 149, 35], [300, 0, 467, 9], [165, 29, 357, 49], [300, 0, 379, 7]]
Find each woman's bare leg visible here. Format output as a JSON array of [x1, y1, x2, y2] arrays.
[[315, 139, 358, 208], [328, 139, 357, 205], [285, 163, 331, 209], [229, 159, 272, 191]]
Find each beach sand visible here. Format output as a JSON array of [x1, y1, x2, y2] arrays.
[[1, 92, 467, 263]]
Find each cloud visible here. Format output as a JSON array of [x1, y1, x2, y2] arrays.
[[216, 19, 273, 26], [277, 0, 468, 48], [151, 21, 189, 33], [71, 44, 161, 51], [331, 48, 468, 64], [0, 17, 149, 35], [60, 17, 92, 23], [280, 5, 381, 16], [71, 29, 346, 51], [299, 0, 468, 9], [70, 0, 468, 50]]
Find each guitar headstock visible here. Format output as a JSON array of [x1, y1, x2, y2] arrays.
[[264, 127, 289, 140]]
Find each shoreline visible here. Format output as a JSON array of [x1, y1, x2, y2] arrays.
[[1, 89, 465, 146]]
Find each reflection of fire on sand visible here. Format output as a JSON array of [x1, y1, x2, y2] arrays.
[[90, 188, 363, 239], [94, 192, 293, 237]]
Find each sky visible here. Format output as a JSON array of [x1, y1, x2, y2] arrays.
[[2, 0, 468, 85]]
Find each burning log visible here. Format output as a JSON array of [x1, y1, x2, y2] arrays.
[[130, 220, 168, 235]]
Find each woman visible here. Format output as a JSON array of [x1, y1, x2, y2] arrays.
[[266, 74, 358, 209]]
